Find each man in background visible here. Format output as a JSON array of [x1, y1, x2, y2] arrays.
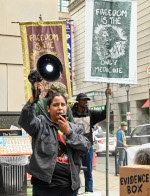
[[72, 89, 111, 193], [116, 121, 128, 174]]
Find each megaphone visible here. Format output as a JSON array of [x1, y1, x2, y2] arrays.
[[28, 53, 63, 84], [28, 54, 63, 103], [37, 53, 63, 82]]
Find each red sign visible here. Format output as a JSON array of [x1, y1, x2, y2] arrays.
[[127, 112, 131, 120]]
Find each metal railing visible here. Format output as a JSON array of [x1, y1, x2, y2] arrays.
[[115, 147, 128, 176]]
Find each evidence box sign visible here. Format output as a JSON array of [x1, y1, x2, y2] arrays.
[[120, 165, 150, 196]]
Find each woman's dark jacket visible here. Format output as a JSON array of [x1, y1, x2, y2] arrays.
[[18, 101, 91, 190]]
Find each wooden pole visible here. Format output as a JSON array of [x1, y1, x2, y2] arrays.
[[149, 89, 150, 122], [106, 83, 110, 196]]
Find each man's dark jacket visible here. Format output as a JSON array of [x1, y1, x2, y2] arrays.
[[72, 103, 106, 145]]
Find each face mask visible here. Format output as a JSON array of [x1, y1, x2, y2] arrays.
[[124, 126, 128, 131]]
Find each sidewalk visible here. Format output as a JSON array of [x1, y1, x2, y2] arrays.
[[79, 169, 119, 196]]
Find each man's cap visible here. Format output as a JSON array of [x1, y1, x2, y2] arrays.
[[76, 93, 91, 101], [49, 82, 68, 97], [121, 121, 127, 126]]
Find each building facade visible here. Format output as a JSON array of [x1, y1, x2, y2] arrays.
[[0, 0, 58, 128], [0, 0, 150, 133]]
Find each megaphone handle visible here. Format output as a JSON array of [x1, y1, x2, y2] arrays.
[[32, 85, 41, 103]]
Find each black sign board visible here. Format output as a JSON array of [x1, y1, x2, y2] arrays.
[[0, 129, 22, 136]]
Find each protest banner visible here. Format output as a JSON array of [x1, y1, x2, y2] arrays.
[[85, 0, 137, 84], [20, 20, 72, 101]]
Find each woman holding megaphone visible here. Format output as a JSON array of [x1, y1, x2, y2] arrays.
[[18, 81, 91, 196]]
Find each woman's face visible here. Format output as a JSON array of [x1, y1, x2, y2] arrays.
[[47, 95, 67, 124]]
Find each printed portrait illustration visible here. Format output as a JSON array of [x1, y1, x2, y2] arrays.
[[94, 24, 127, 62], [73, 116, 90, 134]]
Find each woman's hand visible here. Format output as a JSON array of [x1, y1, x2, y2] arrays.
[[58, 115, 70, 135], [30, 82, 42, 103]]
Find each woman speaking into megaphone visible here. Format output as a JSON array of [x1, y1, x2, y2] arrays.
[[18, 80, 91, 196]]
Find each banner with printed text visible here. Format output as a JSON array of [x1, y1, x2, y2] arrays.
[[66, 22, 72, 81], [85, 0, 137, 84], [19, 20, 72, 102]]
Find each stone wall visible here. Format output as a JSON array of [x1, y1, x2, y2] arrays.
[[0, 113, 21, 129]]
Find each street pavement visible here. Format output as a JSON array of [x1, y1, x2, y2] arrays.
[[79, 168, 119, 196], [26, 166, 119, 196]]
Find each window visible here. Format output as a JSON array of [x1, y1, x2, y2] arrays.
[[142, 126, 150, 135], [131, 125, 150, 136], [119, 84, 126, 88], [58, 0, 71, 13], [132, 126, 143, 136], [119, 102, 127, 122]]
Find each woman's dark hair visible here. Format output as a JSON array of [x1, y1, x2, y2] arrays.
[[134, 148, 150, 165], [47, 92, 67, 107]]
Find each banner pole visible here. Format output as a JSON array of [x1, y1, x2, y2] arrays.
[[149, 89, 150, 122], [106, 83, 110, 196]]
